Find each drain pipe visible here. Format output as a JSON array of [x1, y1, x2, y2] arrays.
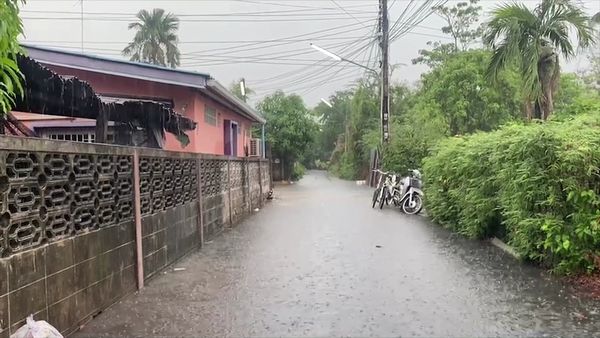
[[261, 123, 266, 158]]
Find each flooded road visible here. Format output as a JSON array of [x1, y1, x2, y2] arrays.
[[77, 171, 600, 337]]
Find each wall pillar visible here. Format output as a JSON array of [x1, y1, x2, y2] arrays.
[[196, 158, 204, 248], [132, 150, 144, 290], [227, 158, 232, 226]]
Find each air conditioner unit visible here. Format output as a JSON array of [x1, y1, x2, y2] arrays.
[[249, 138, 261, 157]]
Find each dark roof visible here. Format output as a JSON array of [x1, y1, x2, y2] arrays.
[[23, 44, 266, 124], [14, 55, 196, 145], [23, 44, 209, 89]]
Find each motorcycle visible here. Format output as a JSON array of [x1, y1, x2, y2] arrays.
[[381, 169, 424, 214]]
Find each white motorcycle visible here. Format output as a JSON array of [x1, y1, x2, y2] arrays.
[[380, 169, 424, 214]]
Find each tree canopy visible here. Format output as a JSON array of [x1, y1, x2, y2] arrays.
[[412, 0, 483, 67], [122, 8, 181, 68], [483, 0, 595, 120], [257, 91, 317, 180]]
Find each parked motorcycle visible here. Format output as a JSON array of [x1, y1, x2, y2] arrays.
[[398, 169, 423, 214], [377, 169, 423, 214]]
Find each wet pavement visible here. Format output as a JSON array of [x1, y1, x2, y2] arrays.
[[76, 171, 600, 337]]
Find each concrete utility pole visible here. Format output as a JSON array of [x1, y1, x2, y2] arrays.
[[80, 0, 84, 52], [379, 0, 390, 144]]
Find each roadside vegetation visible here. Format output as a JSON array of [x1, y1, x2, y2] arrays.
[[0, 0, 25, 116], [315, 0, 600, 274]]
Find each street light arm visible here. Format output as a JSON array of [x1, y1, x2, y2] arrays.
[[310, 43, 378, 74], [339, 57, 378, 75]]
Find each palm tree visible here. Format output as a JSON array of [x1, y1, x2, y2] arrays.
[[483, 0, 595, 120], [122, 8, 181, 68], [593, 11, 600, 24]]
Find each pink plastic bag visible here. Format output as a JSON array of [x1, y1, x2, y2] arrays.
[[10, 315, 63, 338]]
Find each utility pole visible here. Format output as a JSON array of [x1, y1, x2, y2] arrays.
[[80, 0, 84, 52], [379, 0, 390, 144]]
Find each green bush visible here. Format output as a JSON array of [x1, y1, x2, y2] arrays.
[[381, 117, 444, 176], [423, 115, 600, 273], [291, 162, 306, 181]]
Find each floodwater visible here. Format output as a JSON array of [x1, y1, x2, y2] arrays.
[[76, 171, 600, 337]]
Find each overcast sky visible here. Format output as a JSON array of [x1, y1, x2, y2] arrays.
[[19, 0, 600, 107]]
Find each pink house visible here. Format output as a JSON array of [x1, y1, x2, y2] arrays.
[[22, 45, 265, 157]]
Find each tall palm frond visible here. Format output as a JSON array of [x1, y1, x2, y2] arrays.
[[484, 0, 595, 120], [122, 8, 181, 68]]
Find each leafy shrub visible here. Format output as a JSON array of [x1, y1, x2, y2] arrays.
[[382, 115, 445, 176], [423, 115, 600, 273], [291, 162, 306, 181], [330, 151, 359, 180]]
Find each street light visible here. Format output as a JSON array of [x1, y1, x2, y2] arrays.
[[310, 43, 342, 61], [320, 98, 333, 108], [239, 78, 246, 100], [309, 43, 378, 74]]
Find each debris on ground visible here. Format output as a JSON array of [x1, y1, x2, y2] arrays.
[[11, 315, 63, 338], [254, 208, 260, 212], [375, 245, 382, 248], [173, 268, 186, 272], [570, 273, 600, 300], [572, 312, 588, 321]]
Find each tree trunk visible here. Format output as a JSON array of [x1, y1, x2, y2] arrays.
[[541, 86, 554, 121], [534, 100, 543, 120], [284, 158, 293, 182], [538, 47, 559, 121], [524, 100, 533, 121]]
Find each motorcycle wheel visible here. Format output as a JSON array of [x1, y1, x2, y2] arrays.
[[379, 187, 387, 209], [371, 188, 380, 208], [402, 194, 423, 215]]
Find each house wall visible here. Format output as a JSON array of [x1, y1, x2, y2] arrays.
[[44, 65, 253, 156], [192, 95, 252, 156]]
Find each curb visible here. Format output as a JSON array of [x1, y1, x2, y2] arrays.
[[490, 237, 521, 260]]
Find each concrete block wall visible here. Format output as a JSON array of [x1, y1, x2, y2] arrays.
[[0, 216, 137, 338], [249, 161, 262, 209], [142, 202, 199, 279], [0, 136, 271, 337], [229, 160, 249, 224], [199, 158, 229, 237]]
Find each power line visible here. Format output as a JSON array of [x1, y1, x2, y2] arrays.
[[20, 36, 367, 45], [389, 0, 447, 42], [298, 41, 372, 96], [252, 34, 376, 93], [329, 0, 369, 28], [184, 24, 371, 55], [183, 36, 373, 59], [250, 29, 376, 88], [21, 8, 376, 17], [233, 0, 376, 11], [22, 15, 375, 22]]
